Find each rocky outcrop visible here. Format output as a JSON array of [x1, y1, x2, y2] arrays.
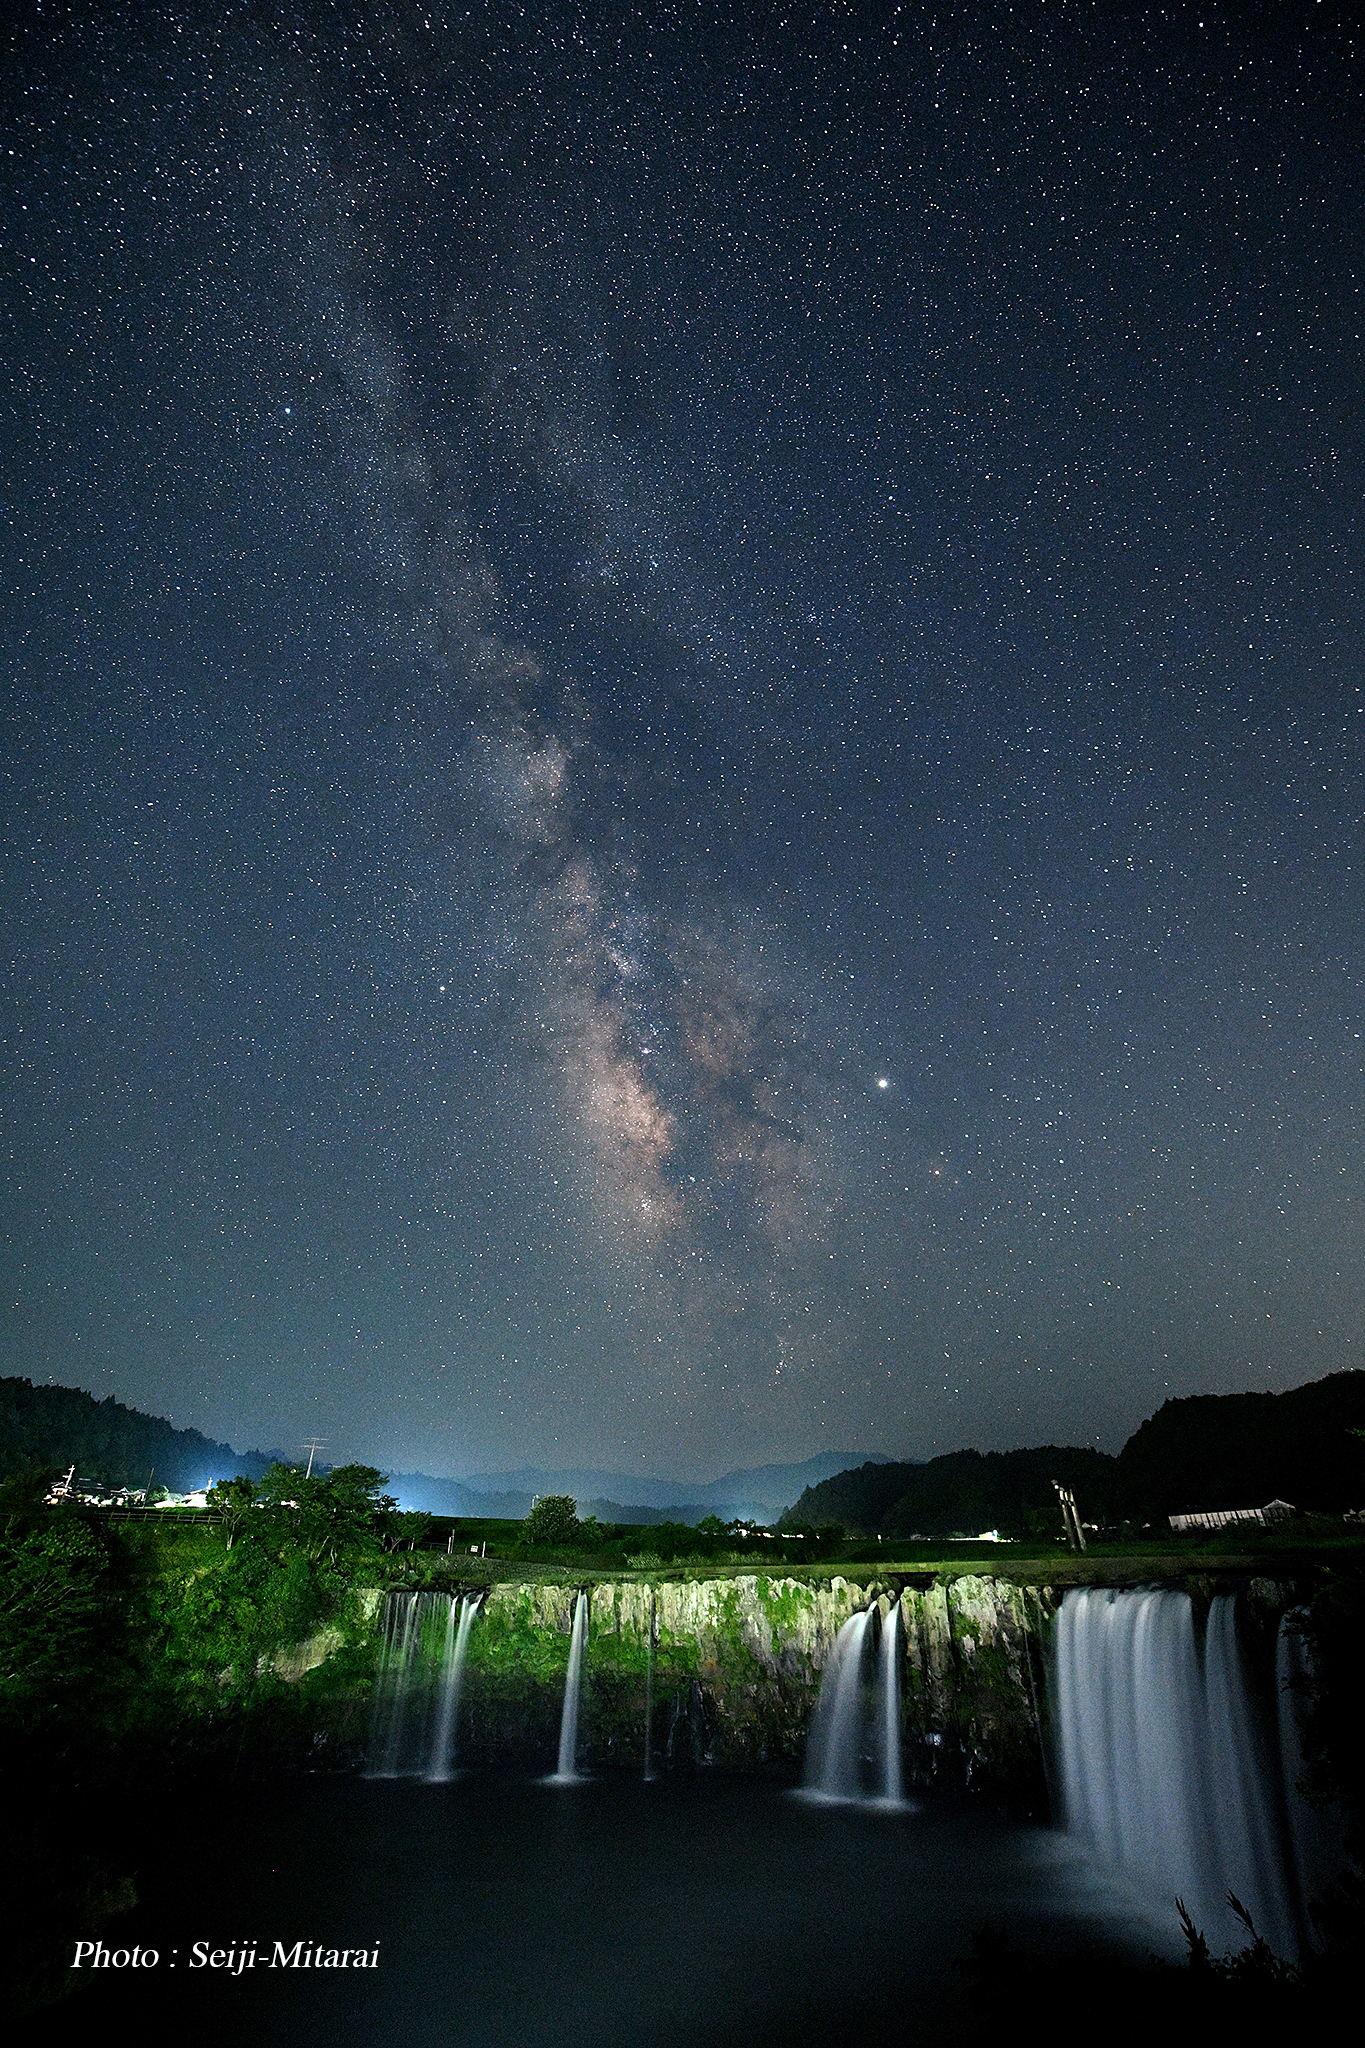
[[270, 1624, 345, 1683]]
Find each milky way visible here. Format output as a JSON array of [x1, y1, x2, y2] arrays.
[[3, 4, 1362, 1478]]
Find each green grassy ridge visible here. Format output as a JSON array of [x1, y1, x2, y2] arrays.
[[88, 1510, 1365, 1599], [380, 1528, 1365, 1595]]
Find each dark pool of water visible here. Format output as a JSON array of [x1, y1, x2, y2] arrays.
[[63, 1774, 1179, 2046]]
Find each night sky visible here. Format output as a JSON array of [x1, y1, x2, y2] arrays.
[[3, 3, 1363, 1484]]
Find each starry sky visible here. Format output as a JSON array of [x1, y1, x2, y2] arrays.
[[3, 1, 1363, 1484]]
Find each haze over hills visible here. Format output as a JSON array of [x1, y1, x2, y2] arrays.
[[429, 1452, 896, 1528], [383, 1476, 705, 1526], [0, 1380, 891, 1524]]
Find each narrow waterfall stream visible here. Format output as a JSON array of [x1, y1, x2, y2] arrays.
[[427, 1595, 479, 1782], [1051, 1587, 1303, 1954], [369, 1590, 424, 1778], [550, 1589, 589, 1783], [643, 1590, 656, 1783], [802, 1608, 873, 1800], [877, 1600, 904, 1806]]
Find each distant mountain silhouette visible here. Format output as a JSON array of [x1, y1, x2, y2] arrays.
[[779, 1459, 926, 1534], [0, 1380, 889, 1527], [9, 1367, 1362, 1534]]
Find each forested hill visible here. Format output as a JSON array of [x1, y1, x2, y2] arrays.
[[0, 1377, 277, 1491], [782, 1370, 1365, 1535], [884, 1447, 1121, 1539], [779, 1460, 927, 1535], [1116, 1370, 1365, 1518], [782, 1447, 1120, 1539]]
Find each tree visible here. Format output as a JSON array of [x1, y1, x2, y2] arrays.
[[0, 1468, 65, 1529], [524, 1495, 580, 1546], [302, 1465, 401, 1562], [695, 1515, 728, 1538], [255, 1461, 403, 1561], [257, 1460, 308, 1510], [0, 1511, 109, 1701], [205, 1474, 257, 1549], [379, 1510, 432, 1553]]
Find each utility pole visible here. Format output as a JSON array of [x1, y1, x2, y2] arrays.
[[1052, 1480, 1087, 1553], [301, 1438, 330, 1479]]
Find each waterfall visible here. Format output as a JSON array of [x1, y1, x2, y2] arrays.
[[426, 1595, 479, 1782], [877, 1600, 904, 1805], [800, 1608, 872, 1801], [803, 1604, 908, 1805], [1052, 1587, 1297, 1953], [368, 1590, 477, 1780], [369, 1590, 423, 1778], [550, 1590, 589, 1783], [1203, 1595, 1288, 1931], [804, 1608, 873, 1799]]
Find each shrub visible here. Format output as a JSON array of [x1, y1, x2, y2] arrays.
[[523, 1495, 580, 1546]]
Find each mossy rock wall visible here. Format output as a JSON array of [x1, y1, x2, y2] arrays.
[[443, 1574, 1054, 1793]]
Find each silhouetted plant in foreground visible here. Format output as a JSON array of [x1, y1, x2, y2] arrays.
[[960, 1887, 1355, 2045], [1177, 1893, 1300, 1989]]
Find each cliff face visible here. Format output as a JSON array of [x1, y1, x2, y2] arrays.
[[458, 1573, 1052, 1799], [287, 1567, 1310, 1804]]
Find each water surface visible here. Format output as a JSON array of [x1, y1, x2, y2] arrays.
[[68, 1774, 1181, 2046]]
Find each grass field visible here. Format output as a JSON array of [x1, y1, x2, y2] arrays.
[[401, 1516, 1365, 1589]]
